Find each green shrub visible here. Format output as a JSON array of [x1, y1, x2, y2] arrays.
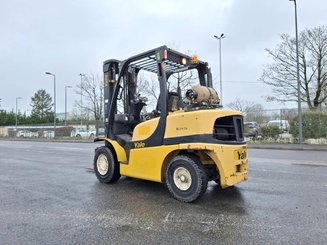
[[55, 126, 74, 137], [261, 125, 280, 139], [290, 111, 327, 139]]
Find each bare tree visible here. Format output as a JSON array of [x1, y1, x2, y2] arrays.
[[227, 98, 267, 123], [226, 98, 257, 115], [75, 74, 103, 135], [324, 89, 327, 108], [244, 104, 267, 124], [136, 43, 198, 111], [137, 73, 160, 102], [136, 67, 197, 111], [167, 43, 198, 95], [261, 26, 327, 109], [169, 70, 197, 94]]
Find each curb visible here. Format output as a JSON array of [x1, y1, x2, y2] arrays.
[[248, 144, 327, 152]]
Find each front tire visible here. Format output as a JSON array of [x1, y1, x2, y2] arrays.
[[94, 146, 120, 183], [166, 155, 208, 203]]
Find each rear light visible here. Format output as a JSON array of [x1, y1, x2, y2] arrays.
[[164, 49, 167, 59]]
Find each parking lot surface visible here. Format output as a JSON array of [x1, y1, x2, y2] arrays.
[[0, 141, 326, 244]]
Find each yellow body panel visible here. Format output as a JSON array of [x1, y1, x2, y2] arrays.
[[132, 117, 159, 141], [132, 109, 241, 142], [106, 109, 248, 187], [204, 144, 248, 188], [178, 143, 248, 187], [164, 109, 242, 138], [120, 145, 179, 182], [119, 142, 247, 187], [103, 138, 127, 162]]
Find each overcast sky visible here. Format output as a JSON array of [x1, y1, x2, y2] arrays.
[[1, 0, 326, 114]]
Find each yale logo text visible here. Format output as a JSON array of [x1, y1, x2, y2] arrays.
[[234, 150, 247, 160], [134, 142, 145, 148]]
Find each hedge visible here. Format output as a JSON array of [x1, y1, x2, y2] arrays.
[[290, 111, 327, 139]]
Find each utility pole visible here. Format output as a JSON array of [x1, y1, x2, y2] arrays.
[[65, 85, 72, 126], [45, 72, 56, 138], [214, 33, 226, 106], [289, 0, 303, 144], [15, 97, 22, 135], [79, 73, 86, 127]]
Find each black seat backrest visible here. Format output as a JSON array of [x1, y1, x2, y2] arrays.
[[168, 92, 179, 112]]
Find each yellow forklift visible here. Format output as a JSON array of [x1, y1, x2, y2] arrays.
[[94, 46, 248, 202]]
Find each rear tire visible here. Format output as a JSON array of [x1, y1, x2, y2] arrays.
[[94, 146, 120, 183], [166, 155, 208, 203], [214, 178, 220, 184]]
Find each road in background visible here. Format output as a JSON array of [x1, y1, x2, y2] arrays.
[[0, 141, 326, 244]]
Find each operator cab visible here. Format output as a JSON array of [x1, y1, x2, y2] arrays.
[[102, 46, 219, 150]]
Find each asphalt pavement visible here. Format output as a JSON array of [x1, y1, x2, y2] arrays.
[[0, 141, 326, 244]]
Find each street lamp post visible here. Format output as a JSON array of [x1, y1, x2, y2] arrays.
[[65, 85, 72, 126], [79, 73, 86, 127], [289, 0, 303, 144], [45, 72, 56, 138], [214, 33, 226, 106], [15, 97, 22, 135]]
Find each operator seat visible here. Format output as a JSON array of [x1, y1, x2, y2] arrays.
[[167, 92, 179, 112], [156, 91, 180, 113]]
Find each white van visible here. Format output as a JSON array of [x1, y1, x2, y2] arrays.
[[267, 120, 290, 133]]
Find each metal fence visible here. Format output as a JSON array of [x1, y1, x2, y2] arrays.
[[245, 108, 327, 143], [0, 123, 103, 140], [1, 108, 326, 144]]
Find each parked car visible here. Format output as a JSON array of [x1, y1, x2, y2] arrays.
[[72, 128, 96, 138], [267, 120, 290, 133], [16, 130, 38, 138], [42, 130, 55, 138], [98, 128, 105, 138], [244, 122, 261, 139]]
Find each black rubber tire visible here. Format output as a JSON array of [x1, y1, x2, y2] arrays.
[[166, 155, 208, 203], [214, 178, 220, 185], [94, 146, 120, 183]]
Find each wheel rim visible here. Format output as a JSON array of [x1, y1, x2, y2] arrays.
[[97, 154, 109, 176], [173, 167, 192, 191]]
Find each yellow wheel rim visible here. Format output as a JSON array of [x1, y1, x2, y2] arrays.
[[97, 154, 109, 176]]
